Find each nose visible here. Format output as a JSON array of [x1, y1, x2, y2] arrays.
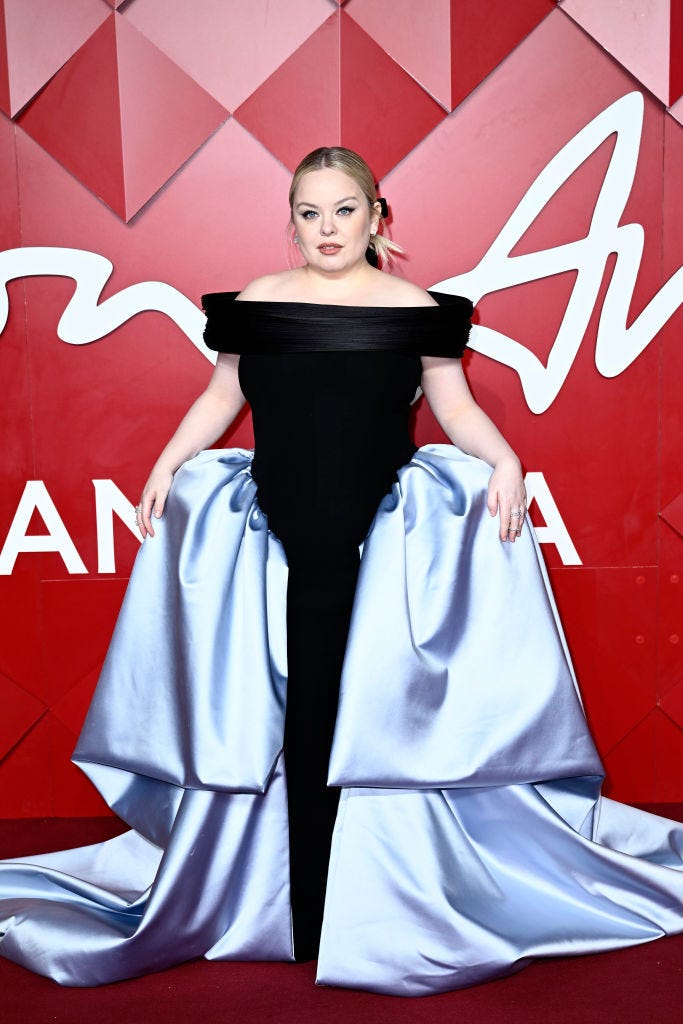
[[320, 212, 336, 235]]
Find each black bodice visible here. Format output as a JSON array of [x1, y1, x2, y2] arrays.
[[238, 348, 423, 551], [201, 290, 473, 554]]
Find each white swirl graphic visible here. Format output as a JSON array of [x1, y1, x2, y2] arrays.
[[0, 92, 680, 412], [435, 91, 683, 412], [0, 247, 214, 361]]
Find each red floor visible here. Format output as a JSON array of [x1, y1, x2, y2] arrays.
[[2, 811, 682, 1024]]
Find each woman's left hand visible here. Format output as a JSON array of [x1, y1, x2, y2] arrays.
[[487, 456, 527, 543]]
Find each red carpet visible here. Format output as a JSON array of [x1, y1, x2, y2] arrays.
[[2, 811, 682, 1024]]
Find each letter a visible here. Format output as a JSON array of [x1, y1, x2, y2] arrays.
[[525, 472, 582, 566], [0, 481, 87, 574]]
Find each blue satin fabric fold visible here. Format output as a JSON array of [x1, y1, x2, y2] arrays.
[[75, 449, 289, 801], [1, 445, 682, 992], [0, 762, 292, 986], [318, 785, 683, 995], [330, 446, 603, 788]]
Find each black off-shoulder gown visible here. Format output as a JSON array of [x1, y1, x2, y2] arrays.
[[206, 290, 472, 957]]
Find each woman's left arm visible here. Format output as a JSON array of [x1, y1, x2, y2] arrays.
[[421, 355, 527, 543]]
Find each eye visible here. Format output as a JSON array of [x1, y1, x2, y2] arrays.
[[300, 209, 318, 219], [337, 206, 355, 216]]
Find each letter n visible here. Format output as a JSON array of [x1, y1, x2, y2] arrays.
[[93, 479, 141, 574]]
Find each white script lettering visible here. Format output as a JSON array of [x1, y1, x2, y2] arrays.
[[0, 94, 680, 415], [0, 248, 212, 360], [433, 91, 683, 412]]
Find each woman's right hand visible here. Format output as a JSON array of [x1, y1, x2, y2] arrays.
[[135, 467, 174, 539], [132, 353, 246, 539]]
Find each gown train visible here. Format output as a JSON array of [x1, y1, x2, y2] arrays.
[[1, 444, 682, 994]]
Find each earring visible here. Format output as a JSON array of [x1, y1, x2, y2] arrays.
[[293, 235, 299, 245]]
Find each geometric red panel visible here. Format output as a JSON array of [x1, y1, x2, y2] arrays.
[[559, 0, 683, 107], [659, 113, 683, 709], [0, 573, 45, 705], [17, 13, 228, 220], [604, 710, 683, 804], [0, 0, 108, 117], [549, 567, 657, 756], [18, 22, 126, 216], [669, 94, 683, 127], [125, 0, 333, 111], [661, 113, 683, 519], [234, 16, 341, 174], [674, 1, 683, 103], [0, 713, 109, 818], [51, 666, 103, 738], [348, 0, 553, 111], [661, 680, 683, 731], [449, 0, 555, 110], [340, 14, 447, 179], [654, 709, 683, 802], [0, 670, 46, 760], [658, 525, 683, 700], [0, 4, 11, 116], [40, 580, 128, 706], [346, 0, 452, 109], [234, 11, 446, 180], [0, 714, 57, 817], [49, 714, 112, 817], [602, 712, 656, 803], [660, 491, 683, 539]]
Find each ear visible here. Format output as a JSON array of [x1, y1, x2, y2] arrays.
[[371, 201, 382, 232]]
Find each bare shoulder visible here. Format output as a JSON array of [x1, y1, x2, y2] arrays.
[[236, 270, 300, 301], [373, 274, 437, 307]]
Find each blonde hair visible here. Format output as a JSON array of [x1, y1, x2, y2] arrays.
[[288, 147, 403, 266]]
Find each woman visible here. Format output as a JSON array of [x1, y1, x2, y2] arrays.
[[137, 147, 527, 964], [0, 148, 681, 994]]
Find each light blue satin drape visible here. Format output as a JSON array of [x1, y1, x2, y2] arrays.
[[1, 445, 681, 992]]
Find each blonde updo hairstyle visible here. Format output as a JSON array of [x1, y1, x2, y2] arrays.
[[288, 146, 403, 267]]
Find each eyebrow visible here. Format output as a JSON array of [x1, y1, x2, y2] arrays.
[[294, 196, 359, 209]]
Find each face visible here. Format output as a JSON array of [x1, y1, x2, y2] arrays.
[[291, 167, 381, 275]]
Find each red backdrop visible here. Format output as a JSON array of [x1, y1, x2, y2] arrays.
[[0, 0, 681, 816]]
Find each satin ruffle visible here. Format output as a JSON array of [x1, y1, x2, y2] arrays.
[[1, 445, 682, 992]]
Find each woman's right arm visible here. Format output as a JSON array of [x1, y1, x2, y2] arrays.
[[137, 352, 245, 537]]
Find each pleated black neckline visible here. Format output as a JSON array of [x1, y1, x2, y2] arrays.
[[201, 289, 473, 358]]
